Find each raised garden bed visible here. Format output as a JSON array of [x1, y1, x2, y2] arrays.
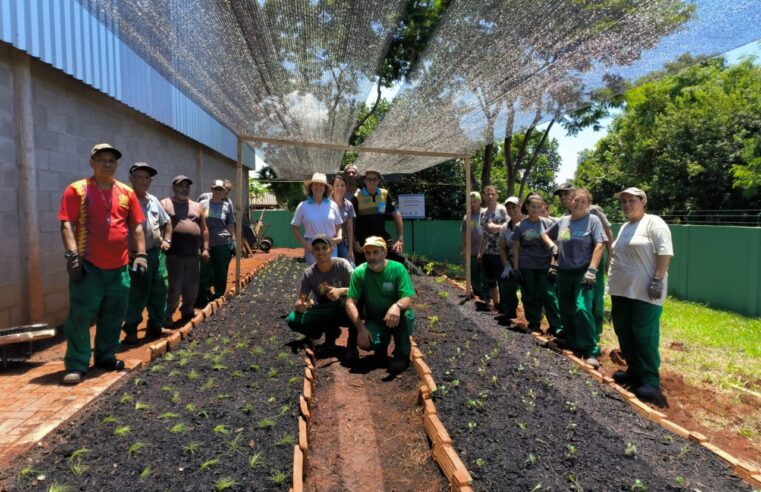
[[413, 276, 754, 491], [6, 258, 306, 492]]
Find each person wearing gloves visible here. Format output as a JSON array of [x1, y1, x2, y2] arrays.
[[57, 143, 146, 385], [546, 189, 607, 368], [496, 196, 522, 322], [511, 193, 562, 334], [608, 187, 673, 403], [122, 163, 172, 345], [286, 234, 353, 354], [291, 173, 343, 266], [461, 191, 488, 301], [477, 186, 508, 311], [345, 236, 416, 373], [197, 180, 236, 305]]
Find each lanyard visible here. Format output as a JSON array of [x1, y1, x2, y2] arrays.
[[97, 186, 112, 225]]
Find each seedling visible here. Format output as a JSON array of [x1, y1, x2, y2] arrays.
[[139, 466, 152, 480], [625, 442, 638, 458], [288, 376, 300, 384], [677, 445, 689, 459], [428, 316, 440, 329], [187, 369, 200, 380], [266, 396, 276, 403], [268, 367, 279, 378], [211, 362, 227, 371], [524, 452, 537, 468], [234, 341, 247, 349], [230, 370, 244, 378], [161, 385, 174, 392], [184, 403, 196, 412], [214, 477, 238, 491], [197, 410, 210, 419], [168, 369, 182, 378], [250, 364, 261, 372], [183, 442, 201, 456], [473, 457, 486, 468], [438, 290, 448, 299], [277, 351, 289, 360], [529, 485, 543, 492], [240, 403, 254, 415], [47, 482, 72, 492], [565, 444, 578, 460], [566, 418, 577, 431], [69, 447, 90, 462], [275, 433, 295, 446], [200, 457, 220, 471], [568, 366, 580, 377], [127, 442, 144, 458], [16, 465, 39, 481], [170, 423, 189, 434], [279, 405, 290, 415], [518, 422, 527, 432], [257, 417, 276, 429], [216, 393, 232, 400], [450, 379, 460, 387], [674, 476, 686, 487], [134, 401, 150, 411], [149, 364, 163, 373], [171, 391, 181, 404], [467, 421, 477, 431], [119, 394, 132, 405], [269, 468, 287, 485], [201, 377, 216, 390], [249, 452, 264, 468], [251, 346, 265, 355], [113, 425, 131, 437], [134, 377, 144, 386], [630, 479, 647, 491], [467, 398, 484, 410], [213, 424, 231, 435], [158, 412, 180, 420], [564, 401, 578, 414], [69, 461, 87, 477], [567, 473, 584, 492]]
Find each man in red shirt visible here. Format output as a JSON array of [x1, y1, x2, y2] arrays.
[[58, 143, 146, 385]]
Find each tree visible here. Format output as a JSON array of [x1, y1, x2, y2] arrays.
[[575, 57, 761, 213]]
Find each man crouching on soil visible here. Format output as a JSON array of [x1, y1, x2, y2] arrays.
[[345, 236, 416, 373], [286, 234, 353, 354]]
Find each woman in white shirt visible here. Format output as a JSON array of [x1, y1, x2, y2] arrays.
[[291, 173, 343, 265], [608, 187, 673, 404]]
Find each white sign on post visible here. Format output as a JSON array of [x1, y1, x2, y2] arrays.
[[398, 194, 426, 219]]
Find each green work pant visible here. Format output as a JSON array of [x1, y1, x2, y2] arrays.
[[469, 257, 489, 301], [497, 277, 519, 318], [592, 250, 608, 339], [557, 267, 598, 357], [286, 301, 349, 342], [124, 249, 168, 337], [64, 264, 131, 372], [364, 309, 415, 359], [520, 268, 562, 333], [198, 244, 231, 304], [611, 296, 662, 387]]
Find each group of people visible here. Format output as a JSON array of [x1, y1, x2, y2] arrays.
[[462, 183, 673, 402], [58, 143, 238, 384], [287, 165, 414, 372]]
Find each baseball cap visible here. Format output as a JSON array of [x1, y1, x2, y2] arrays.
[[553, 182, 575, 196], [129, 162, 157, 176], [90, 143, 122, 160], [362, 236, 387, 250], [310, 234, 333, 246], [469, 191, 481, 201], [615, 187, 647, 200], [172, 175, 193, 185], [505, 196, 520, 205], [211, 179, 226, 190]]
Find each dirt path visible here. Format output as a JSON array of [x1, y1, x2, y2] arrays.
[[305, 329, 446, 492]]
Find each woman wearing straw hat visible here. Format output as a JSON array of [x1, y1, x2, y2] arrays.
[[608, 187, 673, 404], [291, 173, 344, 265]]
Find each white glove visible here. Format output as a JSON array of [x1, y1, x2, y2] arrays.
[[501, 265, 513, 279]]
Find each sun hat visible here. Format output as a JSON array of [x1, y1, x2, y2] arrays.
[[469, 191, 481, 201], [553, 182, 575, 196], [172, 175, 193, 185], [615, 187, 647, 200], [129, 162, 157, 177], [362, 167, 382, 179], [211, 179, 226, 190], [310, 234, 333, 247], [362, 236, 387, 251], [90, 143, 122, 160], [505, 196, 520, 206], [304, 172, 332, 196]]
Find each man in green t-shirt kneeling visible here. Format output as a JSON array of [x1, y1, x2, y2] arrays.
[[346, 236, 416, 373]]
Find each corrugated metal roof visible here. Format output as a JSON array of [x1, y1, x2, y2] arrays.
[[250, 192, 279, 208], [0, 0, 237, 161]]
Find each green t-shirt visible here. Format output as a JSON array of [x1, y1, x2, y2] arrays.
[[348, 260, 416, 320]]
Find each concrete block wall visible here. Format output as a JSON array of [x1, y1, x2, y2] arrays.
[[0, 43, 247, 329]]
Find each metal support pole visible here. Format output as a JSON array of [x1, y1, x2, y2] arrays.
[[235, 137, 243, 295], [11, 50, 44, 323], [464, 156, 472, 297]]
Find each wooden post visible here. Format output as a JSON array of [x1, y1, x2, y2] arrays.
[[11, 50, 45, 323], [464, 156, 472, 297], [235, 137, 243, 294]]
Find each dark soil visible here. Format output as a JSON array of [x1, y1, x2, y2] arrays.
[[413, 276, 752, 492], [4, 258, 308, 492]]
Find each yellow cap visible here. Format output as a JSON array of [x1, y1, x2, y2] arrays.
[[362, 236, 387, 250]]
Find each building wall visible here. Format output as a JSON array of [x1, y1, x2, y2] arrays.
[[0, 43, 247, 329]]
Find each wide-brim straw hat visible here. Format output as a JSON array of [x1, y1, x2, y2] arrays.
[[304, 172, 332, 196]]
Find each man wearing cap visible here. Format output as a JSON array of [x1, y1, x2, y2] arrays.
[[197, 180, 237, 305], [460, 191, 488, 300], [122, 163, 172, 344], [286, 234, 353, 352], [351, 168, 404, 265], [343, 164, 360, 196], [554, 182, 614, 339], [608, 187, 673, 402], [345, 236, 416, 372], [58, 143, 146, 385], [198, 178, 236, 225], [161, 176, 210, 326]]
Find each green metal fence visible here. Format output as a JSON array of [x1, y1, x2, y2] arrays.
[[257, 210, 761, 317]]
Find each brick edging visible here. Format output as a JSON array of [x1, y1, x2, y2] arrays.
[[411, 339, 474, 492], [292, 342, 316, 492], [442, 278, 761, 488]]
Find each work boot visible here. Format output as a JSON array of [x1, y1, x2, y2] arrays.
[[389, 356, 410, 373], [613, 370, 635, 386], [96, 358, 125, 371], [121, 333, 139, 345], [585, 357, 601, 370], [62, 370, 85, 385], [634, 384, 662, 401]]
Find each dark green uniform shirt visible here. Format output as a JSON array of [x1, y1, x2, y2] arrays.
[[348, 260, 415, 320]]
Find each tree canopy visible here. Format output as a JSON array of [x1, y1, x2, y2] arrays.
[[574, 56, 761, 216]]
